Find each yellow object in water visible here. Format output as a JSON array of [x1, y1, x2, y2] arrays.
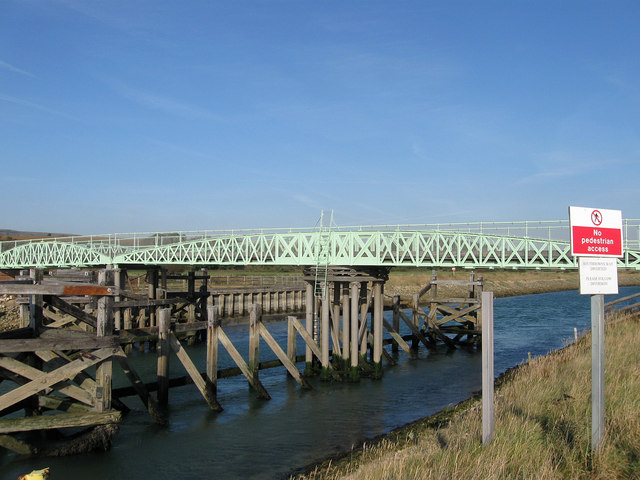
[[17, 467, 50, 480]]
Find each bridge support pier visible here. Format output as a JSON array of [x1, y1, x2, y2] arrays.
[[303, 267, 390, 380]]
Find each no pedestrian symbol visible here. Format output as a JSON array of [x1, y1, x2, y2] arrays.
[[591, 210, 602, 226]]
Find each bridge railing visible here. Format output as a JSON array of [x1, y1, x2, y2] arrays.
[[1, 219, 639, 257]]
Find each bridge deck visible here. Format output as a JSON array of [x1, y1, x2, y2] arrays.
[[1, 220, 640, 270]]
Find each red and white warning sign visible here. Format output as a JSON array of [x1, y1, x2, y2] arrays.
[[569, 206, 623, 257]]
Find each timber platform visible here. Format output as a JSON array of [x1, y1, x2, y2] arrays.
[[0, 266, 485, 456]]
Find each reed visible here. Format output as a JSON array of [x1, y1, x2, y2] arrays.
[[294, 311, 640, 479]]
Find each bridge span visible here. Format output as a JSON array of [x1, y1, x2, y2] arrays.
[[1, 220, 640, 270]]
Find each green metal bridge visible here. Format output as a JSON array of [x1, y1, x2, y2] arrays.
[[2, 220, 640, 270]]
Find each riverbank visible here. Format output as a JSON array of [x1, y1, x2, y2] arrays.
[[385, 268, 640, 299], [291, 308, 640, 479]]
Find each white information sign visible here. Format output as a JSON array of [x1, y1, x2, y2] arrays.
[[579, 257, 619, 295]]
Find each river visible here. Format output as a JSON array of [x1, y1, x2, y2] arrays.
[[2, 287, 639, 479]]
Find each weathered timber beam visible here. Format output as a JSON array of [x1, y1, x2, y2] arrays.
[[112, 349, 164, 424], [45, 296, 97, 329], [429, 280, 484, 286], [0, 284, 118, 296], [0, 356, 94, 406], [38, 395, 94, 414], [258, 323, 311, 389], [0, 410, 122, 434], [0, 347, 118, 414], [428, 297, 479, 304], [382, 319, 414, 358], [114, 297, 190, 309], [434, 304, 481, 325], [168, 333, 223, 410], [112, 355, 308, 398], [0, 434, 36, 454], [0, 328, 33, 340], [217, 326, 270, 400], [0, 336, 117, 353], [368, 332, 396, 365], [398, 310, 434, 350]]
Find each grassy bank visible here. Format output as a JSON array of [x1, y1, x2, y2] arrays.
[[293, 310, 640, 479], [385, 268, 640, 299]]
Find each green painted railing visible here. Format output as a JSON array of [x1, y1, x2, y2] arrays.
[[1, 220, 639, 270]]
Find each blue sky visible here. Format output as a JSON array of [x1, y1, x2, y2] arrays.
[[1, 1, 638, 234]]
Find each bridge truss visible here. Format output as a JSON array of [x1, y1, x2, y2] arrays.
[[1, 220, 640, 270]]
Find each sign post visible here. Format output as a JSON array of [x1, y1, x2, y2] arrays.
[[569, 206, 623, 452]]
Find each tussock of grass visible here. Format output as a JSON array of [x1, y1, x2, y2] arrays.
[[294, 313, 640, 480]]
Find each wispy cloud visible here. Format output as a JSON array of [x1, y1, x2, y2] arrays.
[[0, 94, 77, 120], [0, 60, 35, 78], [516, 152, 626, 185], [108, 81, 223, 121]]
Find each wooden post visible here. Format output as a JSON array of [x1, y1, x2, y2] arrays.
[[287, 314, 296, 376], [96, 269, 114, 412], [320, 288, 330, 381], [157, 308, 171, 407], [304, 282, 314, 375], [332, 282, 342, 363], [342, 283, 350, 368], [248, 304, 261, 387], [476, 276, 484, 332], [148, 269, 158, 327], [482, 291, 494, 445], [411, 294, 419, 351], [372, 281, 383, 379], [206, 306, 221, 411], [113, 268, 124, 331], [350, 282, 360, 381], [359, 282, 369, 357], [392, 295, 400, 353], [29, 268, 43, 336]]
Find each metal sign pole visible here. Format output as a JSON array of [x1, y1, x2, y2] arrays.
[[482, 291, 494, 445], [591, 293, 605, 451]]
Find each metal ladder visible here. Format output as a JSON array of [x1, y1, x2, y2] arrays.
[[313, 210, 334, 298]]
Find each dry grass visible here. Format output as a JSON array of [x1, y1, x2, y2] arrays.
[[385, 269, 640, 300], [294, 312, 640, 480]]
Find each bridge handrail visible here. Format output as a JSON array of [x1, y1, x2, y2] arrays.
[[2, 219, 639, 254]]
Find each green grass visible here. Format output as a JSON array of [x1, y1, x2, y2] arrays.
[[294, 311, 640, 480]]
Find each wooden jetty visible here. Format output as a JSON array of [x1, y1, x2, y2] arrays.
[[0, 265, 486, 456]]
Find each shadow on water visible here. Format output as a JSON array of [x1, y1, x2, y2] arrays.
[[2, 287, 638, 479]]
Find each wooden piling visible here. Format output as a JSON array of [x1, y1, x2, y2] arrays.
[[206, 306, 221, 411], [249, 304, 261, 387], [304, 282, 314, 375], [350, 282, 360, 381], [96, 269, 114, 412], [392, 295, 400, 353], [320, 288, 330, 380], [157, 308, 171, 407], [372, 281, 383, 379]]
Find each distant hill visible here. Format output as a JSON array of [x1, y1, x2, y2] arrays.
[[0, 229, 73, 239]]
